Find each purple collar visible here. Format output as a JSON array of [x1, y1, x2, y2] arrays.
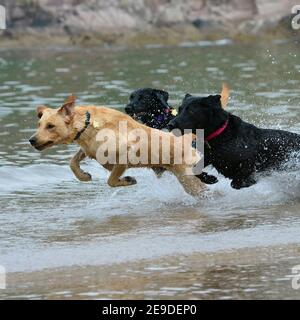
[[152, 108, 174, 129], [154, 112, 170, 123]]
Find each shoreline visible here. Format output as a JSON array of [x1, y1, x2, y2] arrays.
[[0, 22, 297, 50]]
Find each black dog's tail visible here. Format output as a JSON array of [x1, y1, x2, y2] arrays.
[[221, 83, 230, 109]]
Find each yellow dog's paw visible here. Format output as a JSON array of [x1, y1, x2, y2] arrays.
[[78, 172, 92, 182]]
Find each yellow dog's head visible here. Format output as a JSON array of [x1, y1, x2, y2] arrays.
[[29, 95, 77, 150]]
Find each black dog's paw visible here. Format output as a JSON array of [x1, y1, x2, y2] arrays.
[[197, 172, 218, 185], [152, 167, 166, 178], [231, 177, 256, 189]]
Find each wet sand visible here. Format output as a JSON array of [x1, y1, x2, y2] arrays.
[[2, 244, 300, 299]]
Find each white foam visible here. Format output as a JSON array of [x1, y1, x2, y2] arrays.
[[202, 164, 300, 212], [1, 156, 300, 209]]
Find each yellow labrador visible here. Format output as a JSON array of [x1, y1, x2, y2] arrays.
[[29, 96, 204, 196]]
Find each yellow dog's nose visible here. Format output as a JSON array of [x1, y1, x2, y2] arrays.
[[29, 136, 37, 146]]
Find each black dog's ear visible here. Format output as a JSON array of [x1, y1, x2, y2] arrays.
[[181, 93, 192, 105], [213, 94, 221, 101], [207, 94, 222, 108], [129, 90, 137, 100], [155, 90, 169, 102]]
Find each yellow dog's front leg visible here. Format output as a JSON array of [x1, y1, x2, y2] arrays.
[[170, 166, 205, 196], [70, 149, 92, 182], [107, 164, 137, 187]]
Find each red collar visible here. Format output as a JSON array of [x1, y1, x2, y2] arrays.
[[205, 120, 228, 142]]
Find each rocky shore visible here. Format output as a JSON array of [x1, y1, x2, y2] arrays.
[[0, 0, 297, 47]]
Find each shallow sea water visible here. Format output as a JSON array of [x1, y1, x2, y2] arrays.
[[0, 39, 300, 299]]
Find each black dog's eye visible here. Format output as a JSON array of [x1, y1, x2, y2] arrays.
[[46, 123, 55, 130], [130, 94, 135, 100], [184, 106, 194, 115]]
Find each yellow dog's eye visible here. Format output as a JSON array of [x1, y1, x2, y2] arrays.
[[171, 109, 178, 116], [46, 123, 55, 129]]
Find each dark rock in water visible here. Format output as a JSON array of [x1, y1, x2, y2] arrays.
[[192, 19, 212, 29], [31, 10, 54, 28]]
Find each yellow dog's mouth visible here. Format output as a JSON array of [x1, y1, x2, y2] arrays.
[[35, 140, 54, 151]]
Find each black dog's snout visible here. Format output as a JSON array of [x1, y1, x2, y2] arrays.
[[167, 120, 184, 136], [29, 136, 37, 146], [167, 120, 177, 131], [125, 105, 132, 112], [125, 104, 134, 115]]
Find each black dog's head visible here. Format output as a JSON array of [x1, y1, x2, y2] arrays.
[[168, 94, 228, 135], [125, 88, 169, 116], [125, 88, 174, 129]]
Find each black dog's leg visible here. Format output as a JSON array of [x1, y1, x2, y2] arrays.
[[196, 172, 218, 184], [152, 167, 166, 178], [195, 153, 218, 185], [231, 176, 256, 189]]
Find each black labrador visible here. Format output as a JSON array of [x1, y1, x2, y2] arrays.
[[125, 88, 218, 184], [168, 93, 300, 189]]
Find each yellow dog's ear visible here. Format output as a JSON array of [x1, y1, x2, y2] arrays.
[[220, 83, 230, 109], [36, 105, 47, 119], [59, 95, 76, 118]]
